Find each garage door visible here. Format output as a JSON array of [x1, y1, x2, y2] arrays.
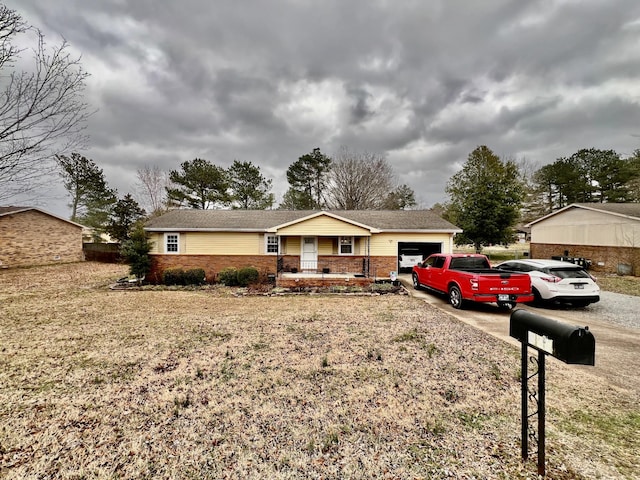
[[398, 242, 442, 271]]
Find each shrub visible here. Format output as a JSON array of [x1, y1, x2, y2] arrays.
[[184, 268, 206, 285], [237, 266, 259, 286], [163, 268, 186, 286], [218, 267, 239, 286], [163, 268, 206, 286], [120, 223, 152, 282]]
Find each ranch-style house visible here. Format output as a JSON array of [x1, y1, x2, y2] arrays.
[[144, 209, 461, 287]]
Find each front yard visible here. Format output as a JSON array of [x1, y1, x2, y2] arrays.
[[0, 263, 638, 479]]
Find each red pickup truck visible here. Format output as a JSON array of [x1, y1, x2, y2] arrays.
[[411, 253, 534, 310]]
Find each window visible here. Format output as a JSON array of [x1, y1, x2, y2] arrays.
[[266, 235, 279, 254], [339, 236, 353, 255], [422, 257, 435, 268], [165, 233, 179, 254], [548, 267, 590, 279], [433, 256, 446, 269]]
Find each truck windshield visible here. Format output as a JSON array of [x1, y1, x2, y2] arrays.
[[450, 257, 489, 270]]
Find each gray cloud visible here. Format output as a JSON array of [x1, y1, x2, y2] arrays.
[[5, 0, 640, 215]]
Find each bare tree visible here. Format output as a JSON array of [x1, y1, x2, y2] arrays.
[[0, 5, 91, 203], [326, 147, 396, 210], [135, 164, 169, 216]]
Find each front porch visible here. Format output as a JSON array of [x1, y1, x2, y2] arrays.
[[277, 271, 374, 288], [277, 254, 372, 276], [276, 254, 374, 288]]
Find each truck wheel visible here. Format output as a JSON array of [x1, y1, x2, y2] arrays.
[[532, 288, 544, 306], [412, 273, 422, 290], [448, 285, 463, 309]]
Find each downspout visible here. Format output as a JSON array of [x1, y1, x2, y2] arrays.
[[366, 236, 371, 277], [275, 234, 282, 287]]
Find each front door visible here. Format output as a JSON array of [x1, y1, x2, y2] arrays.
[[301, 237, 318, 271]]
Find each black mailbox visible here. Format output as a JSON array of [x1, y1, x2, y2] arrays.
[[510, 309, 595, 365]]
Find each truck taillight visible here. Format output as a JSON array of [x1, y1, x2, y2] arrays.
[[470, 279, 479, 290]]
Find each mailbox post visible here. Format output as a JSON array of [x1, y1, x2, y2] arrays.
[[509, 309, 595, 476]]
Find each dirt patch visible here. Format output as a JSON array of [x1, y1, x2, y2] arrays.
[[1, 263, 638, 479]]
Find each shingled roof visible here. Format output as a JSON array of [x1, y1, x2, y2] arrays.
[[527, 203, 640, 226], [145, 209, 461, 232], [0, 206, 33, 216], [571, 202, 640, 219]]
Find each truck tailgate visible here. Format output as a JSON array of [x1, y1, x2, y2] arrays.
[[477, 272, 530, 295]]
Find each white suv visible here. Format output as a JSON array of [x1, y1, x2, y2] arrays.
[[495, 259, 600, 307], [398, 249, 423, 271]]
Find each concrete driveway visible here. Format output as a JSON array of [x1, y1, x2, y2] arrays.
[[398, 274, 640, 395]]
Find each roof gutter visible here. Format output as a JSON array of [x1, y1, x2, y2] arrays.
[[381, 228, 463, 234], [144, 227, 268, 232]]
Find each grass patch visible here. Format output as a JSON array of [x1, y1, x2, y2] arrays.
[[561, 409, 640, 449], [596, 274, 640, 296], [558, 409, 640, 477], [392, 328, 424, 343], [0, 262, 636, 479]]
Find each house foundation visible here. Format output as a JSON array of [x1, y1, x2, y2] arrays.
[[149, 254, 398, 285], [277, 273, 374, 288]]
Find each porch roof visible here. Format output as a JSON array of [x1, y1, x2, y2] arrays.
[[269, 211, 377, 235]]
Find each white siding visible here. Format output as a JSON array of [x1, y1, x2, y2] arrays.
[[277, 216, 371, 236], [369, 233, 451, 256], [531, 209, 640, 247]]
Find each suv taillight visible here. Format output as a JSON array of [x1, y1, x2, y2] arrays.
[[541, 275, 561, 283]]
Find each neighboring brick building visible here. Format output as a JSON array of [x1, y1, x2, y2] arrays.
[[0, 206, 84, 268], [527, 203, 640, 275]]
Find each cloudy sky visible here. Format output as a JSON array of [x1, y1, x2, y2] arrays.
[[6, 0, 640, 217]]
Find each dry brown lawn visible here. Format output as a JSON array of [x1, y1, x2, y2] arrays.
[[1, 262, 638, 479], [596, 274, 640, 297]]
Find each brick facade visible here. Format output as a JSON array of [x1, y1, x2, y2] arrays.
[[149, 254, 279, 283], [530, 243, 640, 275], [0, 209, 84, 268], [149, 254, 399, 284]]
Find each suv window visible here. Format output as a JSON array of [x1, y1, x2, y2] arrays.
[[499, 262, 531, 272], [547, 267, 590, 279], [498, 262, 519, 271]]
